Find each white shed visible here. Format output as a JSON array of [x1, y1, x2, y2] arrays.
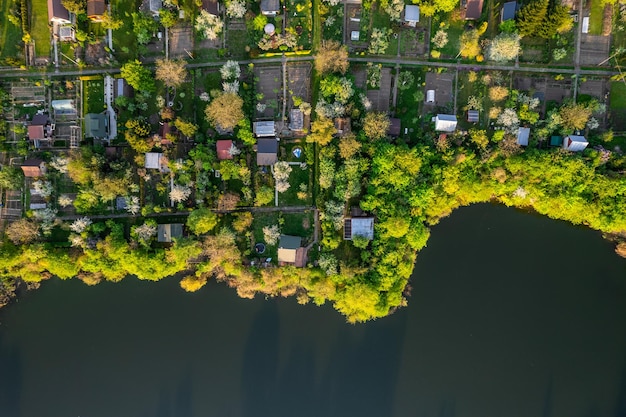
[[517, 127, 530, 146], [145, 152, 163, 170], [253, 121, 276, 137], [434, 114, 457, 132], [404, 5, 420, 26], [426, 89, 435, 103], [563, 135, 588, 152]]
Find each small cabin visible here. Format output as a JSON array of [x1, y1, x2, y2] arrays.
[[465, 0, 484, 20], [48, 0, 71, 24], [158, 223, 183, 243], [563, 135, 588, 152], [404, 5, 420, 26], [277, 235, 307, 267], [87, 0, 106, 21], [501, 1, 517, 22], [517, 127, 530, 146], [260, 0, 280, 16], [467, 110, 479, 123], [253, 121, 276, 137], [216, 140, 233, 160], [343, 217, 374, 240], [434, 114, 457, 132], [256, 138, 278, 166], [21, 159, 46, 178]]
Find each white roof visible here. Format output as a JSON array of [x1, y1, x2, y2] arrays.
[[405, 5, 420, 22], [145, 152, 163, 169], [350, 218, 374, 240], [253, 121, 275, 137], [563, 135, 588, 152], [582, 17, 589, 34], [426, 90, 435, 103], [435, 114, 457, 132], [351, 31, 360, 41], [517, 127, 530, 146]]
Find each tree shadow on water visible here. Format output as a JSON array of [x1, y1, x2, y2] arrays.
[[0, 333, 22, 417], [142, 367, 193, 417]]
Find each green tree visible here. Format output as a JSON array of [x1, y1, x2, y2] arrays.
[[187, 208, 218, 235], [363, 112, 390, 141], [204, 93, 244, 130], [62, 0, 86, 15], [132, 12, 157, 45], [255, 186, 274, 206], [0, 166, 23, 190], [155, 59, 188, 88], [516, 0, 547, 37], [159, 8, 178, 28], [307, 117, 337, 146], [174, 118, 198, 137], [120, 60, 155, 93]]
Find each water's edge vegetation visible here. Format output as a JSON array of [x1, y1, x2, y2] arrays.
[[1, 143, 625, 323]]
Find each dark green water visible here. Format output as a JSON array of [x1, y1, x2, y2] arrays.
[[1, 204, 626, 417]]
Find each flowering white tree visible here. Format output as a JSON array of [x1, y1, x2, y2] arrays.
[[256, 102, 267, 113], [368, 28, 390, 55], [497, 108, 520, 133], [133, 223, 157, 244], [321, 200, 345, 230], [318, 252, 338, 275], [226, 0, 246, 18], [170, 184, 191, 203], [32, 180, 53, 198], [200, 92, 211, 102], [125, 196, 141, 215], [488, 33, 521, 62], [263, 224, 281, 245], [69, 234, 85, 248], [70, 217, 92, 233], [222, 80, 240, 94], [383, 0, 404, 22], [58, 195, 73, 207], [50, 156, 69, 174], [220, 60, 241, 81], [195, 10, 224, 40], [228, 143, 241, 157], [32, 208, 58, 235], [432, 30, 449, 49], [273, 161, 292, 193]]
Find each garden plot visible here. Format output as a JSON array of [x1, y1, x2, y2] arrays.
[[610, 82, 626, 131], [424, 72, 454, 108], [254, 65, 282, 119], [345, 4, 367, 50], [579, 78, 609, 100], [399, 27, 428, 57], [580, 34, 611, 66], [169, 25, 194, 59], [287, 63, 311, 104], [366, 67, 392, 112], [513, 75, 572, 114], [286, 0, 313, 50]]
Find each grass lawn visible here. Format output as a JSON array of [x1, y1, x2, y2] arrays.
[[278, 164, 311, 206], [395, 67, 425, 135], [30, 0, 51, 57], [83, 79, 105, 115], [112, 0, 141, 61], [589, 0, 604, 35], [610, 82, 626, 109], [287, 0, 313, 50], [252, 212, 280, 260], [520, 37, 548, 63], [0, 0, 23, 62], [226, 29, 248, 59], [436, 17, 464, 59], [282, 211, 314, 237]]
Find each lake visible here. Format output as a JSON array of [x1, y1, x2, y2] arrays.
[[1, 204, 625, 417]]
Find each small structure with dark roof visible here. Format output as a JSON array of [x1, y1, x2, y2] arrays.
[[84, 113, 108, 139], [21, 159, 46, 178], [256, 138, 278, 166], [28, 114, 52, 145], [387, 118, 401, 137], [465, 0, 484, 20], [277, 235, 307, 267], [202, 0, 220, 15], [216, 140, 233, 160], [501, 1, 517, 22], [253, 120, 276, 137], [334, 117, 351, 136], [261, 0, 280, 16], [48, 0, 71, 24], [158, 223, 183, 243], [87, 0, 106, 21]]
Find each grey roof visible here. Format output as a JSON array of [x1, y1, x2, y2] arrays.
[[257, 138, 278, 153], [145, 152, 163, 169], [290, 109, 303, 130], [279, 235, 301, 250], [404, 5, 420, 22], [261, 0, 280, 13], [257, 153, 278, 166], [253, 121, 276, 137], [349, 217, 374, 240], [48, 0, 70, 22], [501, 1, 517, 21], [465, 0, 484, 19], [517, 127, 530, 146], [31, 114, 49, 125], [158, 224, 183, 242], [467, 110, 479, 122], [84, 113, 107, 138]]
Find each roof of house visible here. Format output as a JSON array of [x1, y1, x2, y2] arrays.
[[48, 0, 70, 22], [84, 113, 107, 138], [87, 0, 106, 16], [388, 118, 401, 137], [290, 109, 304, 131], [345, 217, 374, 240], [257, 153, 278, 166], [216, 140, 233, 160], [31, 114, 49, 125], [564, 135, 588, 151], [434, 114, 458, 132], [257, 138, 278, 153], [465, 0, 484, 19], [58, 25, 75, 40], [21, 159, 45, 177], [150, 0, 162, 13], [468, 110, 480, 122], [253, 121, 276, 137], [202, 0, 219, 15], [550, 135, 563, 147], [158, 224, 183, 243], [261, 0, 280, 13], [28, 125, 45, 140], [145, 152, 163, 169], [404, 5, 420, 22], [51, 99, 76, 115], [501, 1, 517, 21], [277, 235, 302, 264], [517, 127, 530, 146]]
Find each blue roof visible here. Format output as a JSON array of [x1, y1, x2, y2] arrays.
[[501, 1, 517, 21]]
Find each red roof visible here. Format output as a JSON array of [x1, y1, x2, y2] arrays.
[[216, 140, 233, 160]]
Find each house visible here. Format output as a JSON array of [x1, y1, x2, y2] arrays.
[[517, 127, 530, 146], [260, 0, 280, 16], [290, 109, 303, 131], [277, 235, 307, 267], [563, 135, 588, 152], [58, 25, 75, 41], [253, 120, 276, 137], [48, 0, 71, 24], [404, 5, 420, 26], [145, 152, 164, 170], [216, 139, 233, 160], [158, 223, 183, 243], [467, 110, 479, 123], [28, 114, 52, 147], [387, 118, 401, 137], [434, 114, 457, 132], [501, 1, 517, 22], [21, 159, 46, 178], [202, 0, 220, 15], [87, 0, 106, 21], [256, 138, 278, 166], [84, 113, 107, 139], [465, 0, 484, 20], [334, 117, 351, 136], [343, 217, 374, 240]]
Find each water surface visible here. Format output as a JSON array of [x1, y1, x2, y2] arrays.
[[1, 204, 625, 417]]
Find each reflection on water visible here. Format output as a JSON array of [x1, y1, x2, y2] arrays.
[[0, 204, 625, 417]]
